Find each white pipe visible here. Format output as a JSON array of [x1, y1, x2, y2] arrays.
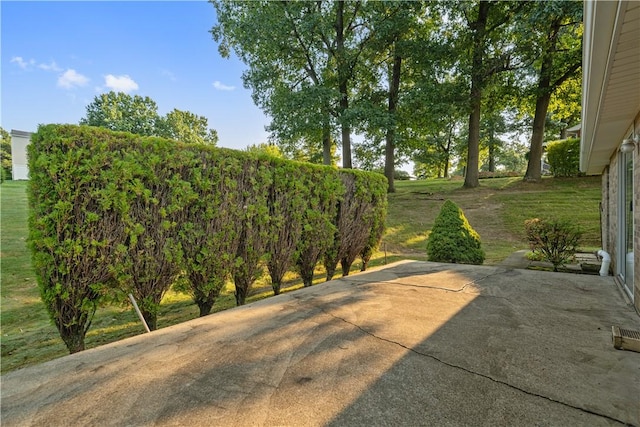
[[128, 293, 151, 333], [597, 250, 611, 276]]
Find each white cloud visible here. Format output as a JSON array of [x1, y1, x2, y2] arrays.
[[104, 74, 139, 93], [10, 56, 34, 69], [213, 80, 235, 91], [38, 61, 62, 72], [57, 69, 89, 89]]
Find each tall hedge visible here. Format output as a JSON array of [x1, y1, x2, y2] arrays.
[[177, 148, 244, 316], [324, 170, 388, 279], [359, 180, 388, 271], [295, 164, 343, 287], [113, 138, 193, 331], [28, 125, 131, 352], [546, 138, 581, 177], [232, 156, 272, 306], [266, 158, 308, 295], [28, 124, 387, 352]]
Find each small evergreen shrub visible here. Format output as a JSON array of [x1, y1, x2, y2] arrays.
[[524, 218, 582, 272], [426, 200, 484, 264], [546, 138, 581, 177]]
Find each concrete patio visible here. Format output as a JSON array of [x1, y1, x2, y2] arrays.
[[2, 260, 639, 426]]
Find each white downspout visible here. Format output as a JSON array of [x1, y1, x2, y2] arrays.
[[597, 250, 611, 276]]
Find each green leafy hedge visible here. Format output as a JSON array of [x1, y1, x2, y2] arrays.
[[28, 124, 387, 353], [546, 138, 581, 177], [324, 170, 388, 280]]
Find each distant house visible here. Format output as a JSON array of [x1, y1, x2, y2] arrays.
[[581, 1, 639, 311], [565, 123, 581, 139], [10, 129, 31, 180]]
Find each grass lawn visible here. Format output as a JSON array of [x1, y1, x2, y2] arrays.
[[0, 175, 602, 373], [383, 175, 601, 264]]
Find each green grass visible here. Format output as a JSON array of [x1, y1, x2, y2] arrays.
[[383, 176, 601, 264], [0, 175, 602, 373]]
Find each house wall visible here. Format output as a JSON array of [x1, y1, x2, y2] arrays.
[[601, 167, 611, 258], [602, 116, 640, 312], [10, 130, 31, 180]]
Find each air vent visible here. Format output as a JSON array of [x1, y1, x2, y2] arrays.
[[612, 326, 640, 352]]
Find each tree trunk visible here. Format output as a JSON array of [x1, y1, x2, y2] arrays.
[[464, 1, 489, 189], [335, 1, 352, 169], [524, 45, 554, 183], [488, 129, 496, 172], [300, 269, 314, 287], [322, 117, 332, 166], [523, 92, 552, 182], [59, 324, 86, 354], [233, 260, 252, 306], [465, 95, 481, 188], [444, 124, 453, 178], [234, 283, 248, 306], [325, 263, 337, 281], [191, 274, 220, 317], [340, 257, 353, 277], [271, 283, 282, 296], [141, 310, 157, 331], [384, 50, 402, 193], [197, 299, 215, 317], [340, 110, 352, 168]]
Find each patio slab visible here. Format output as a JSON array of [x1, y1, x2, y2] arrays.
[[2, 260, 639, 426]]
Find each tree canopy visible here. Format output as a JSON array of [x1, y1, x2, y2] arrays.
[[80, 91, 218, 144], [211, 0, 584, 188]]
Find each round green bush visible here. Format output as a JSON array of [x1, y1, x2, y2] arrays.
[[426, 200, 484, 264], [546, 138, 581, 177]]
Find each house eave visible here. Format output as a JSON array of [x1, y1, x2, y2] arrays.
[[581, 0, 640, 175]]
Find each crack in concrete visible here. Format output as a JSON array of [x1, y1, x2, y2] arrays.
[[339, 269, 507, 295], [322, 308, 630, 426]]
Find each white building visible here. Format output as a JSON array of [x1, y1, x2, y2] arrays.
[[10, 129, 31, 180]]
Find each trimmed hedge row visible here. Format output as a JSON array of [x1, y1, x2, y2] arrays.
[[28, 124, 387, 353], [546, 138, 581, 177]]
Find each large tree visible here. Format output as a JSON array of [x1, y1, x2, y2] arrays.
[[213, 1, 336, 165], [80, 91, 159, 136], [457, 0, 527, 188], [80, 91, 218, 144], [351, 1, 430, 192], [522, 1, 582, 182], [213, 0, 382, 169], [156, 108, 218, 145]]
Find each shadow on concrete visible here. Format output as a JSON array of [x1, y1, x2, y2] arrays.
[[1, 261, 639, 426]]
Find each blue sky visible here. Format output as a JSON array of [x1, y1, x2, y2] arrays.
[[1, 1, 270, 151]]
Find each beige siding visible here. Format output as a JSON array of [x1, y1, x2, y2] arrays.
[[634, 134, 640, 307]]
